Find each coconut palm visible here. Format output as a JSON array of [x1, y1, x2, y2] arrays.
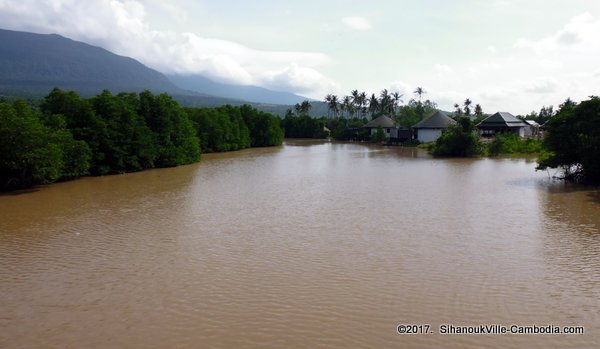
[[391, 92, 404, 113], [342, 95, 354, 119], [300, 100, 312, 116], [325, 94, 339, 118], [414, 87, 426, 102], [368, 93, 379, 119], [463, 98, 472, 116], [359, 91, 368, 118], [454, 103, 462, 115]]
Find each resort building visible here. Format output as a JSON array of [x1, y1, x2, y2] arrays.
[[412, 110, 457, 143], [363, 115, 399, 138], [476, 112, 528, 138]]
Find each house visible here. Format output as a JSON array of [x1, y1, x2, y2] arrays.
[[412, 110, 457, 143], [363, 115, 399, 139], [476, 112, 527, 138], [523, 120, 540, 138]]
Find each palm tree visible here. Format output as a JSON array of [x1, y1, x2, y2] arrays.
[[454, 103, 462, 115], [414, 87, 426, 102], [329, 95, 339, 118], [463, 98, 472, 116], [359, 91, 368, 118], [324, 94, 333, 118], [368, 93, 379, 119], [391, 92, 403, 113], [300, 100, 312, 116], [474, 104, 483, 117], [325, 94, 339, 118], [350, 90, 360, 118], [294, 103, 302, 115], [342, 95, 354, 119], [379, 89, 393, 116]]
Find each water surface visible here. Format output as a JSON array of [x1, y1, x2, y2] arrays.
[[1, 140, 599, 348]]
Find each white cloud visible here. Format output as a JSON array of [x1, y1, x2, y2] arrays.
[[0, 0, 336, 97], [514, 12, 600, 54], [487, 45, 497, 54], [342, 16, 371, 31], [521, 77, 559, 94], [433, 63, 455, 78]]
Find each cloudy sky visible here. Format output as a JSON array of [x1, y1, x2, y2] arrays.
[[1, 0, 600, 114]]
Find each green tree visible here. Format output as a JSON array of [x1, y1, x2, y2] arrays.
[[138, 91, 200, 167], [240, 105, 284, 147], [537, 97, 600, 183], [1, 100, 90, 190], [431, 116, 482, 157]]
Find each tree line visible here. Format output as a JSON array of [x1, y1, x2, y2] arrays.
[[0, 88, 283, 191]]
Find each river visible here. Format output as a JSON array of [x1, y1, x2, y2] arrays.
[[1, 139, 599, 348]]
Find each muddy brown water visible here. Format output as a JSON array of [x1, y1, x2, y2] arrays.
[[1, 140, 599, 348]]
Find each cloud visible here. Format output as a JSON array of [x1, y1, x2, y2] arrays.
[[342, 16, 371, 30], [487, 45, 497, 54], [0, 0, 336, 97], [521, 77, 559, 94], [514, 12, 599, 54]]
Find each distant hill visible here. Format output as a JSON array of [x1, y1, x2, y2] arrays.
[[0, 28, 187, 96], [0, 28, 328, 117], [168, 74, 310, 105]]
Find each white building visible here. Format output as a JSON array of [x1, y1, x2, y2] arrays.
[[412, 111, 457, 143]]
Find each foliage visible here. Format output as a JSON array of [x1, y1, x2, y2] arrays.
[[281, 114, 327, 139], [2, 89, 284, 191], [0, 100, 91, 190], [487, 133, 542, 155], [187, 105, 251, 152], [395, 99, 437, 127], [537, 97, 600, 183], [240, 104, 284, 147], [431, 117, 483, 157], [371, 126, 389, 143]]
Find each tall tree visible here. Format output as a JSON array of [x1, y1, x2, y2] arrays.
[[537, 97, 600, 183], [299, 100, 312, 116], [474, 104, 483, 117], [342, 95, 354, 119], [368, 93, 379, 119], [463, 98, 472, 116], [414, 87, 426, 102], [391, 92, 404, 113]]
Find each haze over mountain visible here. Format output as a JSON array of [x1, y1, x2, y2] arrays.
[[0, 28, 312, 110], [168, 74, 309, 105], [0, 28, 184, 96]]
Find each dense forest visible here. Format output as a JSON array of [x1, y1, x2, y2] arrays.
[[0, 89, 283, 191]]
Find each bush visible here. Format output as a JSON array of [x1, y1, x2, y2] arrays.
[[487, 133, 542, 155], [431, 117, 482, 157]]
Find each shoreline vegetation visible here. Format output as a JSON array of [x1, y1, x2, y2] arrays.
[[0, 88, 283, 191], [2, 88, 599, 191]]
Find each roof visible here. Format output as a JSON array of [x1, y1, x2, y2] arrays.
[[525, 120, 540, 127], [412, 110, 457, 129], [477, 112, 527, 128], [363, 115, 396, 128]]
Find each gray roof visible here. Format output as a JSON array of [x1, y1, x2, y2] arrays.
[[412, 111, 457, 129], [525, 120, 540, 127], [363, 115, 396, 128], [477, 112, 527, 128]]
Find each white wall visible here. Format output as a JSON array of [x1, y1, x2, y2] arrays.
[[417, 129, 442, 143]]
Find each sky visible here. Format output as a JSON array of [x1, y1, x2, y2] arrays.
[[1, 0, 600, 114]]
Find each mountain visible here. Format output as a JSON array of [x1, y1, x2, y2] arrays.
[[0, 28, 187, 96], [168, 74, 309, 105], [0, 28, 323, 116]]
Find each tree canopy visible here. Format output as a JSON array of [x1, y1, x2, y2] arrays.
[[1, 89, 284, 191], [537, 97, 600, 183]]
